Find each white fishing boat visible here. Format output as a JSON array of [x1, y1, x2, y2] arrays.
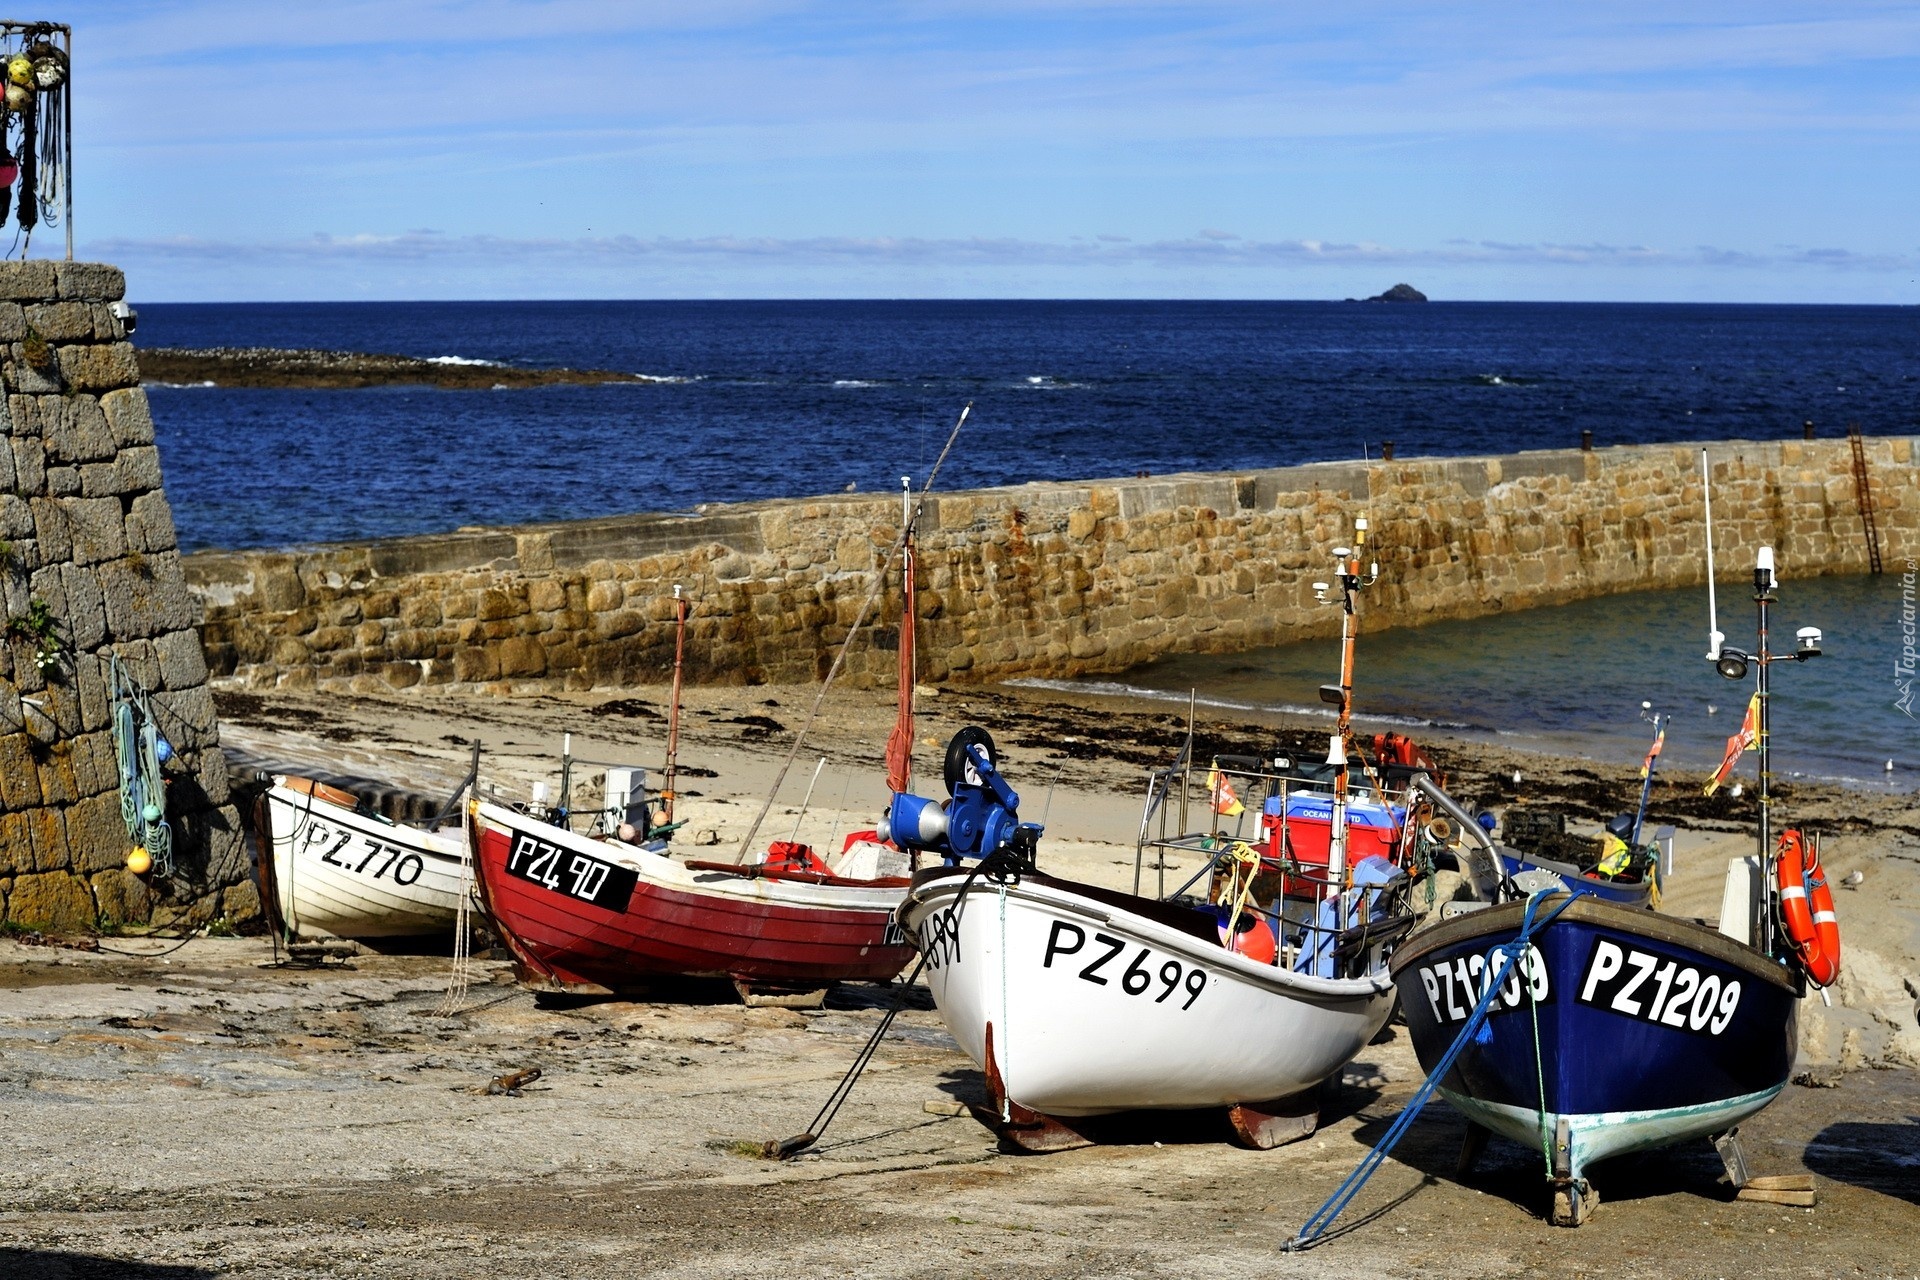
[[901, 861, 1397, 1146], [891, 518, 1426, 1150], [254, 773, 471, 941]]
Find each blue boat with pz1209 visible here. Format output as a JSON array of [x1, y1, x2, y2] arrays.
[[1388, 519, 1837, 1226]]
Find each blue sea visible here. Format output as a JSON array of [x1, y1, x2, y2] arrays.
[[136, 300, 1918, 554], [137, 301, 1918, 782], [1021, 574, 1919, 790]]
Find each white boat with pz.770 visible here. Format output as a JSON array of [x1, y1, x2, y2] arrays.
[[893, 519, 1426, 1151], [253, 753, 477, 942]]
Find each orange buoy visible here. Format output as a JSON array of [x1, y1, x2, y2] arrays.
[[126, 845, 152, 875], [1776, 829, 1840, 987], [1219, 913, 1278, 965]]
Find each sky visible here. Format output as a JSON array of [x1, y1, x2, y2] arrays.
[[46, 1, 1920, 301]]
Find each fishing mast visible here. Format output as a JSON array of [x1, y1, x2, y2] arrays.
[[663, 584, 688, 824], [1702, 537, 1824, 955], [1316, 517, 1377, 896], [884, 476, 917, 797]]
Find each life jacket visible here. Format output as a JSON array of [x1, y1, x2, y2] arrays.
[[1595, 833, 1633, 878]]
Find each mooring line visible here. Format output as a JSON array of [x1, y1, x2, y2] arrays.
[[1284, 890, 1575, 1251]]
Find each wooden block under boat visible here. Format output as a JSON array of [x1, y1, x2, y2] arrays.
[[1742, 1173, 1815, 1191], [732, 978, 829, 1009], [1736, 1187, 1817, 1207]]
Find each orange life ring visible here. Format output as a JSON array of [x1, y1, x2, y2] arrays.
[[281, 775, 360, 811], [1776, 829, 1840, 987]]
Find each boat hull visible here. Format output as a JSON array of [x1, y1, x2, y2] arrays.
[[257, 780, 467, 939], [900, 868, 1395, 1117], [1390, 895, 1798, 1185], [470, 801, 915, 992]]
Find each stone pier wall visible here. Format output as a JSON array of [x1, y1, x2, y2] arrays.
[[0, 261, 249, 931], [183, 436, 1918, 696]]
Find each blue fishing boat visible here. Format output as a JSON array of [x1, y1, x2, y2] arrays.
[[1390, 893, 1799, 1221], [1389, 514, 1835, 1224]]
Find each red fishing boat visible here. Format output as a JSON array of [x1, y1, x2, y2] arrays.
[[469, 802, 915, 999], [474, 459, 954, 1003]]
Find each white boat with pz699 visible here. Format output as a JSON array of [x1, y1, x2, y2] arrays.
[[894, 520, 1421, 1152]]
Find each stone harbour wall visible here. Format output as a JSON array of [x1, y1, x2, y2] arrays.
[[182, 436, 1918, 698], [0, 261, 250, 932]]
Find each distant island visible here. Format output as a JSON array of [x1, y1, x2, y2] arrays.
[[1347, 283, 1428, 303]]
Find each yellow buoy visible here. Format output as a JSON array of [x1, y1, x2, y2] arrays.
[[126, 845, 152, 875], [5, 55, 32, 88]]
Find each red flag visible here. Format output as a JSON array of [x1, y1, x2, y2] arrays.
[[1639, 724, 1666, 780], [884, 543, 916, 795], [1207, 761, 1244, 817], [1704, 693, 1759, 796]]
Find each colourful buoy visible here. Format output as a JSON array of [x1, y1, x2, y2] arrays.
[[126, 846, 152, 874]]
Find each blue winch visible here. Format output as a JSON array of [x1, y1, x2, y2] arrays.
[[887, 727, 1043, 864]]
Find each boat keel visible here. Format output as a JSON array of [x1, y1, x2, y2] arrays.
[[1548, 1115, 1598, 1226], [976, 1024, 1093, 1153], [1550, 1181, 1600, 1227], [512, 958, 616, 998], [1225, 1091, 1319, 1150]]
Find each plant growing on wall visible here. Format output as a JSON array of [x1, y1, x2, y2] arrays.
[[6, 596, 63, 670], [20, 322, 50, 370]]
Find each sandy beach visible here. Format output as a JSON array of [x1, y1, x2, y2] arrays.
[[3, 678, 1916, 1277]]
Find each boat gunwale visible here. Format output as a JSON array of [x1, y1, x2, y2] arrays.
[[1388, 892, 1800, 992], [902, 867, 1393, 1004], [263, 780, 466, 864], [472, 800, 909, 911]]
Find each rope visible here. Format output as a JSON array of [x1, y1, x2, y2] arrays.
[[998, 883, 1011, 1122], [437, 818, 476, 1016], [1283, 890, 1577, 1251], [735, 403, 972, 861], [96, 929, 204, 959], [1218, 839, 1260, 941], [109, 655, 174, 876], [766, 840, 1032, 1157], [1528, 952, 1552, 1171], [266, 778, 327, 941]]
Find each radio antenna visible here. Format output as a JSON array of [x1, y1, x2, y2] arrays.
[[1702, 449, 1723, 660]]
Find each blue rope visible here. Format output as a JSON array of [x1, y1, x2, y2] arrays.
[[1284, 890, 1577, 1251]]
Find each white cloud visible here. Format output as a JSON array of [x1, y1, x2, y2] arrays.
[[88, 228, 1914, 272]]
